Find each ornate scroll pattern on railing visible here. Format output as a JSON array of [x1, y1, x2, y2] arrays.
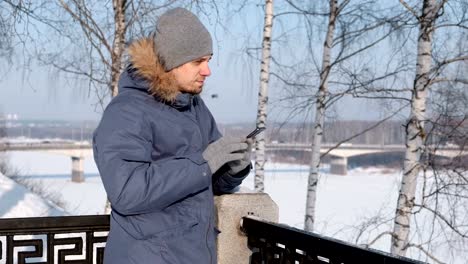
[[241, 217, 427, 264], [0, 215, 109, 264]]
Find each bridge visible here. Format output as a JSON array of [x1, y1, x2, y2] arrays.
[[0, 141, 93, 182], [1, 141, 466, 181], [266, 142, 463, 157], [266, 143, 466, 174]]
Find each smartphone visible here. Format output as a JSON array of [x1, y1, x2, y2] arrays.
[[246, 127, 266, 138]]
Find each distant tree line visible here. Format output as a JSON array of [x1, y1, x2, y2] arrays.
[[264, 120, 406, 145]]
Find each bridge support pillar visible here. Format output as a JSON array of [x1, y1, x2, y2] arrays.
[[71, 156, 84, 183], [215, 190, 279, 264], [330, 156, 348, 175]]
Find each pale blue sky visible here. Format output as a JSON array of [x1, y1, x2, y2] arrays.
[[0, 46, 384, 124], [0, 2, 393, 124]]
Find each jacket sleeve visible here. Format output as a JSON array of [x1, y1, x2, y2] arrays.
[[93, 103, 212, 215], [212, 164, 251, 195]]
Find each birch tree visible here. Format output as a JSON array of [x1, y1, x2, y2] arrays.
[[330, 1, 468, 259], [304, 0, 339, 232], [39, 0, 132, 214], [21, 0, 219, 106], [254, 0, 274, 192], [392, 2, 438, 253], [38, 0, 157, 101], [354, 80, 468, 263], [392, 0, 468, 256], [51, 0, 125, 98], [273, 0, 407, 232]]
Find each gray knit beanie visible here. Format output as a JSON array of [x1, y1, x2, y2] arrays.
[[154, 8, 213, 71]]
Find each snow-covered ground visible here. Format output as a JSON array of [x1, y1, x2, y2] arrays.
[[2, 151, 105, 215], [1, 151, 466, 263], [0, 172, 64, 218]]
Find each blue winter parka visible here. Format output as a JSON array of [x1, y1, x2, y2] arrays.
[[93, 38, 249, 264]]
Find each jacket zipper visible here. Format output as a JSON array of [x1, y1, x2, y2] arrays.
[[190, 98, 212, 263]]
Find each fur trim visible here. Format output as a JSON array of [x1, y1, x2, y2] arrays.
[[128, 37, 179, 102]]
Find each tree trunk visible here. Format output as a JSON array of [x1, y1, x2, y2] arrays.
[[304, 0, 337, 232], [254, 0, 274, 192], [110, 0, 126, 97], [105, 0, 127, 214], [391, 0, 437, 256]]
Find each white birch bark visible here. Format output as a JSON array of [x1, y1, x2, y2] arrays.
[[254, 0, 274, 192], [304, 0, 337, 232], [391, 0, 437, 256], [105, 0, 127, 214], [110, 0, 126, 97]]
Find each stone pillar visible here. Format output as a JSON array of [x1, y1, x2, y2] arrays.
[[71, 156, 84, 183], [215, 190, 278, 264], [330, 156, 348, 175]]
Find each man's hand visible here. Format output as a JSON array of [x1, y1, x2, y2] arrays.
[[227, 138, 253, 175], [202, 137, 248, 174]]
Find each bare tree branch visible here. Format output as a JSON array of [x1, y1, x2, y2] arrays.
[[406, 243, 445, 264], [366, 231, 394, 248], [57, 0, 112, 54], [399, 0, 419, 19], [431, 78, 468, 85]]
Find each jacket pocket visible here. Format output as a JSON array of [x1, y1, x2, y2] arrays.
[[151, 221, 199, 241], [129, 223, 200, 264]]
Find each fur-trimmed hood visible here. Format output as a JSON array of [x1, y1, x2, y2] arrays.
[[125, 37, 180, 102]]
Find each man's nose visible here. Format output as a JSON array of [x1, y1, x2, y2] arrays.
[[200, 63, 211, 76]]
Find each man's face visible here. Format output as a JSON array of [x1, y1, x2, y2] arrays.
[[171, 55, 212, 94]]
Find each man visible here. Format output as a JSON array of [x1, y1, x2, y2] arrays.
[[93, 7, 252, 264]]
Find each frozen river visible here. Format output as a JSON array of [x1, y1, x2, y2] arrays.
[[1, 151, 466, 263]]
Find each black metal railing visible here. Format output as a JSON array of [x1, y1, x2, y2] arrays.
[[0, 215, 109, 264], [1, 215, 428, 264], [241, 217, 426, 264]]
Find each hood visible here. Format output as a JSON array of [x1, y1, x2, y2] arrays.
[[124, 37, 180, 103]]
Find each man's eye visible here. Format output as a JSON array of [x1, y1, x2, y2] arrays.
[[193, 58, 209, 65]]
